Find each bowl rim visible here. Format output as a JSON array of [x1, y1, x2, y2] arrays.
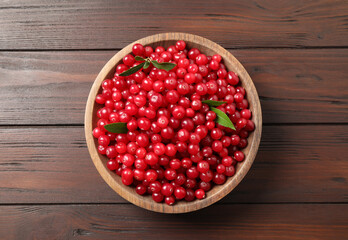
[[85, 32, 262, 213]]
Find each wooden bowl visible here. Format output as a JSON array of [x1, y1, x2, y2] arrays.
[[85, 33, 262, 213]]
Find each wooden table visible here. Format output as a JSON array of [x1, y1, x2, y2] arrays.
[[0, 1, 347, 239]]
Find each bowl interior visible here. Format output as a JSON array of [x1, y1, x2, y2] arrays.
[[85, 33, 262, 213]]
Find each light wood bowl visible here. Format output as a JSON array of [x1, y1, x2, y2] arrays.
[[85, 33, 262, 213]]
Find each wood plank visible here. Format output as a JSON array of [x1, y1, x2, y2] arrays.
[[0, 0, 347, 49], [0, 204, 347, 239], [0, 49, 347, 125], [0, 125, 347, 204]]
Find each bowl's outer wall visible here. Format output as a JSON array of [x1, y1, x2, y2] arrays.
[[85, 33, 262, 213]]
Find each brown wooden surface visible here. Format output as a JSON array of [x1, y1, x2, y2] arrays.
[[1, 49, 347, 125], [0, 204, 347, 240], [0, 0, 347, 238], [0, 0, 347, 49]]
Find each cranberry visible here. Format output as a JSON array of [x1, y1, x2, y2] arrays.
[[199, 181, 211, 192], [145, 169, 158, 182], [185, 189, 195, 201], [176, 40, 186, 51], [196, 54, 208, 65], [164, 168, 177, 181], [181, 158, 193, 169], [165, 144, 177, 157], [132, 43, 145, 56], [161, 126, 175, 139], [98, 135, 110, 146], [174, 187, 186, 199], [144, 46, 153, 57], [107, 159, 118, 171], [184, 178, 197, 189], [136, 184, 147, 195], [200, 170, 213, 182], [153, 143, 166, 155], [210, 128, 223, 140], [170, 158, 181, 170], [123, 54, 135, 66], [234, 151, 245, 162], [121, 169, 133, 185], [161, 183, 174, 197], [152, 192, 164, 203], [245, 120, 255, 131], [172, 106, 186, 119], [194, 159, 208, 172], [195, 189, 206, 199], [213, 173, 226, 185]]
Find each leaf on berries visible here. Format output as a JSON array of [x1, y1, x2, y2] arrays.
[[201, 100, 227, 107], [151, 60, 176, 72], [211, 107, 236, 130], [135, 56, 145, 61], [119, 62, 145, 76], [143, 61, 150, 69], [104, 122, 128, 133]]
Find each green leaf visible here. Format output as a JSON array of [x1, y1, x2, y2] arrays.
[[151, 60, 176, 72], [201, 100, 227, 107], [104, 122, 128, 134], [119, 62, 145, 76], [134, 56, 145, 61], [211, 107, 236, 130], [143, 61, 150, 69]]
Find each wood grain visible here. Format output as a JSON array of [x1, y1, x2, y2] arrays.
[[0, 49, 347, 125], [0, 204, 347, 240], [0, 0, 347, 50], [0, 125, 347, 204]]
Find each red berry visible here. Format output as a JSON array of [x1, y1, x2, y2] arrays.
[[225, 165, 236, 177], [164, 168, 177, 181], [132, 43, 145, 56], [210, 128, 223, 140], [197, 160, 209, 173], [136, 184, 147, 195], [152, 192, 164, 203], [166, 90, 180, 104], [157, 116, 169, 128], [145, 152, 159, 166], [188, 48, 200, 60], [107, 159, 118, 171], [121, 169, 134, 185], [213, 173, 226, 185], [186, 166, 199, 179], [172, 106, 186, 119], [161, 126, 175, 139], [98, 135, 110, 146], [196, 54, 208, 65], [145, 169, 158, 182], [174, 187, 186, 199], [195, 189, 206, 199], [200, 170, 213, 182], [165, 196, 176, 205], [176, 40, 186, 51], [185, 189, 195, 201], [234, 151, 245, 162], [123, 54, 135, 66], [147, 139, 162, 153], [184, 73, 196, 84], [165, 144, 177, 157], [137, 118, 151, 130], [161, 183, 174, 197]]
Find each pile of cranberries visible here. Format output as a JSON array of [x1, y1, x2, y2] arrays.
[[92, 40, 255, 205]]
